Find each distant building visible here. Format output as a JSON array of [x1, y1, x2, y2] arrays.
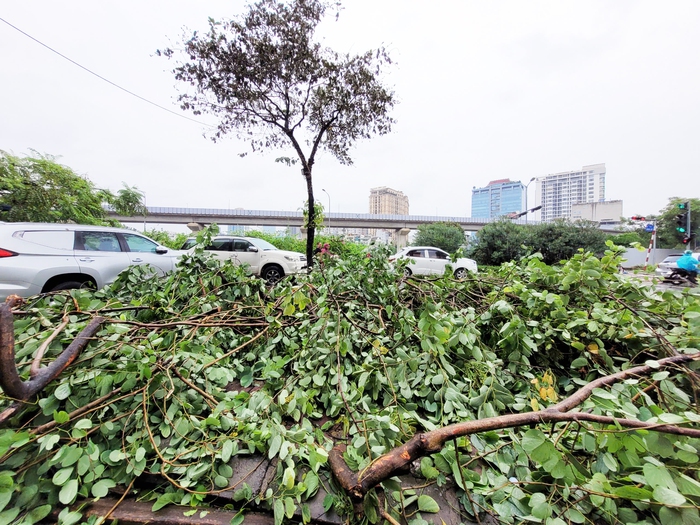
[[368, 186, 409, 240], [369, 187, 409, 215], [471, 179, 525, 219], [534, 163, 606, 221], [571, 200, 623, 226]]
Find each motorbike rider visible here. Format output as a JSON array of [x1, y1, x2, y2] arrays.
[[676, 250, 699, 283]]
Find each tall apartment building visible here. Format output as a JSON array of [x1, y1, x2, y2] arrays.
[[534, 163, 606, 222], [369, 187, 409, 215], [471, 179, 525, 219]]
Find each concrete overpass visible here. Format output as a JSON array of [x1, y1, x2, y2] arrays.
[[110, 206, 512, 229], [109, 206, 537, 246], [109, 206, 619, 247]]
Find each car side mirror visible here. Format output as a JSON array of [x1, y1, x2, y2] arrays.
[[248, 246, 259, 252], [156, 247, 168, 254]]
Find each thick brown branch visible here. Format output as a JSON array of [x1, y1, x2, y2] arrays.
[[0, 297, 104, 401], [330, 352, 700, 500]]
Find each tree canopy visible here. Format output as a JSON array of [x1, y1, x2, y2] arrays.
[[158, 0, 396, 265], [414, 222, 466, 253], [468, 219, 608, 265], [0, 150, 146, 224]]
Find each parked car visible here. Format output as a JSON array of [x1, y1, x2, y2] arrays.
[[389, 246, 478, 278], [181, 235, 306, 282], [0, 223, 183, 300]]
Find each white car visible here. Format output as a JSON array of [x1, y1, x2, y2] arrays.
[[0, 222, 183, 300], [181, 235, 306, 282], [390, 246, 478, 278]]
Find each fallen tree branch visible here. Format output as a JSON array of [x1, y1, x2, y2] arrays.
[[328, 352, 700, 501], [0, 295, 104, 404]]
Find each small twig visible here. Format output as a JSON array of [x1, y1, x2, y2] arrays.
[[94, 477, 136, 525], [30, 315, 69, 378]]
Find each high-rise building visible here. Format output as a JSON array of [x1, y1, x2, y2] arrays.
[[369, 187, 409, 215], [535, 163, 606, 222], [471, 179, 525, 219]]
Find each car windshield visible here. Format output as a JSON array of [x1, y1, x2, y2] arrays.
[[247, 238, 278, 251]]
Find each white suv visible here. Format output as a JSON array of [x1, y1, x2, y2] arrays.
[[181, 235, 306, 282], [389, 246, 478, 278], [0, 223, 182, 300]]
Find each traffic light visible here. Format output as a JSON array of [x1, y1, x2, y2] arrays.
[[676, 202, 690, 233], [631, 215, 646, 221], [682, 234, 695, 245]]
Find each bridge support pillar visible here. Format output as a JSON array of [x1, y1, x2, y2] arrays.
[[395, 228, 411, 248], [300, 227, 308, 240], [187, 222, 205, 232]]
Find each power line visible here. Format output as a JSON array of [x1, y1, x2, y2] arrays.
[[0, 16, 215, 128]]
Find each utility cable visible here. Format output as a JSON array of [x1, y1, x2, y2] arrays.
[[0, 15, 215, 128]]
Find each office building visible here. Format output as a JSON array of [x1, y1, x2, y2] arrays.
[[369, 187, 409, 215], [535, 163, 606, 222], [471, 179, 525, 219]]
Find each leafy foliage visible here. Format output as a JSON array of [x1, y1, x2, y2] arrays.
[[469, 218, 608, 265], [143, 229, 190, 250], [414, 222, 466, 253], [0, 150, 146, 225], [157, 0, 396, 265], [1, 238, 700, 525]]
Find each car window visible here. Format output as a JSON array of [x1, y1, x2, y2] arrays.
[[79, 232, 122, 252], [233, 239, 253, 252], [181, 239, 196, 250], [428, 250, 448, 259], [407, 249, 424, 258], [207, 239, 231, 251], [20, 230, 74, 250], [122, 234, 158, 253]]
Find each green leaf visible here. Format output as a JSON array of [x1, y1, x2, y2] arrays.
[[283, 466, 295, 489], [521, 429, 546, 453], [230, 512, 245, 525], [59, 478, 79, 504], [274, 498, 284, 525], [417, 495, 440, 513], [28, 505, 53, 523], [91, 478, 116, 498], [52, 466, 74, 486], [269, 434, 282, 459], [54, 383, 72, 400], [612, 485, 653, 500], [653, 485, 686, 506]]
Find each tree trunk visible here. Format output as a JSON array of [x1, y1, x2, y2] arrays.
[[304, 166, 315, 268]]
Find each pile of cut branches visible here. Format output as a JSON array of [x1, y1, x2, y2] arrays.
[[1, 240, 700, 525]]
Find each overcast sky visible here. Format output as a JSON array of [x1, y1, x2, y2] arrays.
[[2, 1, 699, 225]]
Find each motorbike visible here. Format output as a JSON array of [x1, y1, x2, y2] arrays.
[[663, 268, 698, 286]]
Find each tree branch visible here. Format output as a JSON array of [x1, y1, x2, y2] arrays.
[[328, 353, 700, 500], [0, 295, 104, 403]]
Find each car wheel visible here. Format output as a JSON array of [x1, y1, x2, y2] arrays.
[[262, 265, 284, 284], [403, 267, 412, 278], [49, 280, 92, 292], [454, 268, 468, 280]]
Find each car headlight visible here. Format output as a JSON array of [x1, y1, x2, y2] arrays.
[[284, 255, 299, 262]]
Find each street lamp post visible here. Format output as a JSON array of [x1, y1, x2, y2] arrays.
[[524, 177, 536, 224], [322, 189, 331, 233]]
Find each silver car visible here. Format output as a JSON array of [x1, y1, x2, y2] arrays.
[[0, 223, 182, 300], [655, 254, 683, 278], [389, 246, 478, 278]]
